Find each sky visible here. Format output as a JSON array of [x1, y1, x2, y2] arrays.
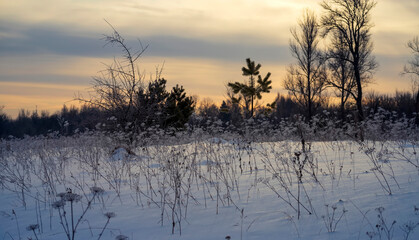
[[0, 0, 418, 118]]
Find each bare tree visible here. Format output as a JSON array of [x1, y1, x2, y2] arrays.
[[321, 0, 378, 121], [403, 36, 419, 78], [283, 10, 327, 121], [402, 36, 419, 123], [326, 31, 356, 122], [78, 21, 148, 128], [197, 98, 219, 119]]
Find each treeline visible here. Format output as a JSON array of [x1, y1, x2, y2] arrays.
[[199, 90, 419, 125], [0, 105, 104, 138], [1, 89, 417, 139], [2, 0, 419, 139]]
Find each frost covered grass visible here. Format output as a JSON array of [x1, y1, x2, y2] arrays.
[[0, 115, 419, 239]]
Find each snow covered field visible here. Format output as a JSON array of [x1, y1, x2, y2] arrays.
[[0, 129, 418, 240]]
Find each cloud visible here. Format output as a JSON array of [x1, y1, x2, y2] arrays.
[[144, 35, 290, 62], [0, 22, 107, 57], [2, 0, 414, 62], [0, 0, 418, 117], [0, 21, 290, 63]]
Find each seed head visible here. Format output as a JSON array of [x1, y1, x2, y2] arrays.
[[115, 235, 128, 240], [57, 192, 66, 199], [26, 224, 39, 231], [91, 186, 105, 195], [375, 207, 385, 214], [52, 199, 66, 209], [63, 193, 82, 202], [104, 212, 116, 219]]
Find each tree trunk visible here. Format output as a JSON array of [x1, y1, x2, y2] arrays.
[[307, 54, 312, 122], [341, 93, 345, 123], [354, 65, 364, 121], [416, 90, 419, 125], [340, 67, 346, 124], [251, 75, 254, 118], [251, 95, 254, 118], [354, 63, 365, 141], [308, 88, 312, 121]]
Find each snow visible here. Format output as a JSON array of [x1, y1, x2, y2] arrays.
[[0, 136, 418, 240]]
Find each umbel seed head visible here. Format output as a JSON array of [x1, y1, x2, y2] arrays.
[[91, 186, 105, 195], [26, 224, 39, 231], [115, 235, 128, 240], [104, 212, 116, 219]]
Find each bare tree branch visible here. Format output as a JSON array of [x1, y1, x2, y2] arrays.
[[284, 10, 327, 121]]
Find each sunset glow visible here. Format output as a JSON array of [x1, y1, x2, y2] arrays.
[[1, 0, 418, 117]]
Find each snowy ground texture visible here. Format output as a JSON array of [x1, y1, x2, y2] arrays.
[[1, 125, 419, 239]]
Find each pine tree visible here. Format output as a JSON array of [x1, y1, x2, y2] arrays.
[[136, 78, 170, 128], [164, 85, 195, 129], [218, 101, 230, 123], [228, 58, 272, 118]]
